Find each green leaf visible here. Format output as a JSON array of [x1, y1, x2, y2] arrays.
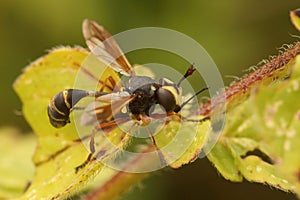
[[13, 47, 135, 199], [0, 127, 35, 199], [291, 9, 300, 32], [208, 55, 300, 195]]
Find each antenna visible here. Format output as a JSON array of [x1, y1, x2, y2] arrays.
[[177, 63, 196, 87], [175, 63, 208, 113], [174, 86, 209, 113]]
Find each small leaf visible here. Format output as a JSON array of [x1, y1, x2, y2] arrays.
[[155, 117, 211, 168], [291, 9, 300, 32]]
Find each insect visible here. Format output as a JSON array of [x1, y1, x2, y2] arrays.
[[47, 19, 209, 172]]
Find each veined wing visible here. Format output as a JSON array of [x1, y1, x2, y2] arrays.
[[80, 91, 134, 126], [82, 19, 135, 77]]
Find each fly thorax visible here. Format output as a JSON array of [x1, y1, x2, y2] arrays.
[[125, 76, 158, 115]]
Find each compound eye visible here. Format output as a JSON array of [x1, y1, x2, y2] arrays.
[[157, 87, 177, 112]]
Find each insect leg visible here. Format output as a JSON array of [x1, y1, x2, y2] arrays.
[[169, 111, 210, 123], [74, 117, 131, 173], [181, 115, 210, 123], [144, 125, 167, 167], [75, 130, 97, 173]]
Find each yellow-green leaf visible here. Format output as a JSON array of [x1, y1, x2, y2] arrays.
[[291, 9, 300, 32], [155, 117, 211, 168]]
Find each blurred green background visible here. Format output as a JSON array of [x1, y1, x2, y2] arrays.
[[1, 1, 299, 199]]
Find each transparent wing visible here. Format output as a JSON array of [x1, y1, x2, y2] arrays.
[[82, 19, 135, 77], [80, 91, 134, 126]]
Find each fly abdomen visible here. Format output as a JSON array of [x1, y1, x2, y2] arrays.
[[48, 89, 106, 128]]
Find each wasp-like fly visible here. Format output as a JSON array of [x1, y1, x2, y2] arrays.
[[47, 19, 208, 172]]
